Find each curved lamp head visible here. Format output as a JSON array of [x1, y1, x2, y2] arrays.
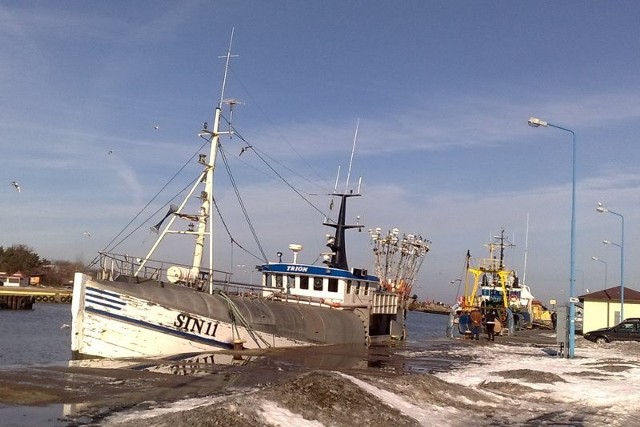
[[596, 202, 608, 213], [528, 117, 549, 127]]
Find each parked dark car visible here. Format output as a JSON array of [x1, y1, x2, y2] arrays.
[[584, 318, 640, 344]]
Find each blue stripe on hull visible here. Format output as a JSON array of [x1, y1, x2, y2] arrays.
[[86, 286, 126, 310]]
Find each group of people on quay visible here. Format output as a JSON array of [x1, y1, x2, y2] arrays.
[[448, 305, 516, 341]]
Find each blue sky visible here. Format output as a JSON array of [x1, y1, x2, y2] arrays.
[[1, 1, 639, 305]]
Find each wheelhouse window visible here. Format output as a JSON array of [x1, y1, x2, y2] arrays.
[[346, 280, 352, 294], [287, 275, 296, 289], [328, 278, 338, 293], [313, 277, 323, 291], [275, 274, 283, 288], [300, 277, 309, 290]]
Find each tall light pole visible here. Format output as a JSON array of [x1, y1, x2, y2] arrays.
[[597, 202, 625, 321], [591, 256, 608, 289], [528, 117, 577, 358], [603, 238, 624, 321]]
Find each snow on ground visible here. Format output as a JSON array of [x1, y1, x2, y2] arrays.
[[102, 337, 640, 426]]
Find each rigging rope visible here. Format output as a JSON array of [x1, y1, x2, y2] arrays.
[[87, 140, 209, 268], [216, 290, 271, 348], [227, 126, 329, 219], [217, 145, 268, 262]]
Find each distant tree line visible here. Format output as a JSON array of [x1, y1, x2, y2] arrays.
[[0, 244, 84, 287]]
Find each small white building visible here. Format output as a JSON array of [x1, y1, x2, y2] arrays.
[[0, 271, 30, 287], [580, 286, 640, 333]]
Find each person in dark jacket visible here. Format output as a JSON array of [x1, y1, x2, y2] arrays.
[[485, 310, 497, 341]]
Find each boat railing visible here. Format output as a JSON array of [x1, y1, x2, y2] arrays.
[[95, 252, 292, 300], [96, 252, 233, 286], [93, 253, 396, 307], [475, 258, 502, 271]]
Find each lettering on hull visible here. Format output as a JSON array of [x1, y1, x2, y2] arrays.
[[174, 313, 220, 338], [286, 265, 309, 273]]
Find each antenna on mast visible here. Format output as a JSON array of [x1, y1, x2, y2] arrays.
[[523, 212, 530, 285], [218, 27, 239, 109], [344, 118, 359, 193]]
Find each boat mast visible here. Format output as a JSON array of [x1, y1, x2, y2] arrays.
[[196, 28, 236, 292], [325, 122, 363, 270], [133, 29, 236, 291]]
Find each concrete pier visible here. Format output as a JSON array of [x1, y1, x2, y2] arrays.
[[0, 287, 73, 309]]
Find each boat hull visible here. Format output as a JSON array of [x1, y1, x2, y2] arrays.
[[71, 273, 380, 359]]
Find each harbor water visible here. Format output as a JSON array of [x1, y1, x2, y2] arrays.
[[0, 304, 449, 368], [0, 304, 452, 427], [0, 303, 73, 367]]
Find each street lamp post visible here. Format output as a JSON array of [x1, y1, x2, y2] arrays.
[[591, 256, 608, 289], [528, 117, 577, 358], [597, 202, 625, 321], [603, 239, 624, 321]]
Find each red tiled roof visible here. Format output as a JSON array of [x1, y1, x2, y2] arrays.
[[579, 286, 640, 302]]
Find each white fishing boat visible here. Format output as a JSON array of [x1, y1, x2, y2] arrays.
[[71, 36, 429, 359]]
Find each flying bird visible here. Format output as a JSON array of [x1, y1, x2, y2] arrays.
[[83, 231, 91, 237], [108, 150, 113, 155], [153, 125, 159, 130], [10, 181, 20, 192]]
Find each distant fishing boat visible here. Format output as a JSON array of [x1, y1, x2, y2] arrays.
[[452, 229, 535, 335], [70, 35, 429, 359]]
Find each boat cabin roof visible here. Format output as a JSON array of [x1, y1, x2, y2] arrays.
[[259, 262, 379, 283]]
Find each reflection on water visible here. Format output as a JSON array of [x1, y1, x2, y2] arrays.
[[69, 352, 255, 376]]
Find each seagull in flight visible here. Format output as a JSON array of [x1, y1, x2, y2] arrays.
[[153, 125, 159, 130], [10, 181, 20, 192]]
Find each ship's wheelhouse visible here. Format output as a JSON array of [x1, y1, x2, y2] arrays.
[[258, 263, 379, 305]]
